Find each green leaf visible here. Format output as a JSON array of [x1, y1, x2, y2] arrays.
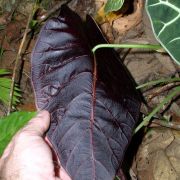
[[0, 24, 5, 31], [29, 20, 38, 29], [146, 0, 180, 65], [0, 70, 21, 107], [104, 0, 125, 14], [0, 69, 10, 75], [0, 111, 36, 156]]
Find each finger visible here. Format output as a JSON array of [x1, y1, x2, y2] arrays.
[[1, 111, 50, 159], [20, 110, 50, 137], [59, 167, 72, 180]]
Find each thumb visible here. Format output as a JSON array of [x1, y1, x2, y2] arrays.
[[21, 110, 50, 137]]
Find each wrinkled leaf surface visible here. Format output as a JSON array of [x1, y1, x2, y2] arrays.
[[31, 5, 141, 180]]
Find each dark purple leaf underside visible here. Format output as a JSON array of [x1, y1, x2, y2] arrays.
[[31, 5, 141, 180]]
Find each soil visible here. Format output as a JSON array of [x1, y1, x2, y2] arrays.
[[0, 0, 179, 179]]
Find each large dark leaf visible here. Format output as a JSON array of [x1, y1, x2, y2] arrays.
[[31, 5, 141, 180]]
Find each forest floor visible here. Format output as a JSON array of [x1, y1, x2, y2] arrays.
[[0, 0, 179, 179]]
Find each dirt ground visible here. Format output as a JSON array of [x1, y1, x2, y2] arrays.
[[0, 0, 180, 179]]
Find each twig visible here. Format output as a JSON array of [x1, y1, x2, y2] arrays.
[[7, 8, 34, 114], [158, 93, 180, 114], [144, 82, 180, 101], [121, 48, 131, 62], [150, 119, 180, 131]]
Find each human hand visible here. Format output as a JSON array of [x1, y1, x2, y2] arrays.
[[0, 111, 71, 180]]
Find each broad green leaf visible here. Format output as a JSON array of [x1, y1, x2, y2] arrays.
[[146, 0, 180, 65], [0, 111, 36, 156], [104, 0, 124, 14]]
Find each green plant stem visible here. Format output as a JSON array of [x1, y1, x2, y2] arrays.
[[92, 44, 161, 53], [134, 86, 180, 133], [136, 77, 180, 89]]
